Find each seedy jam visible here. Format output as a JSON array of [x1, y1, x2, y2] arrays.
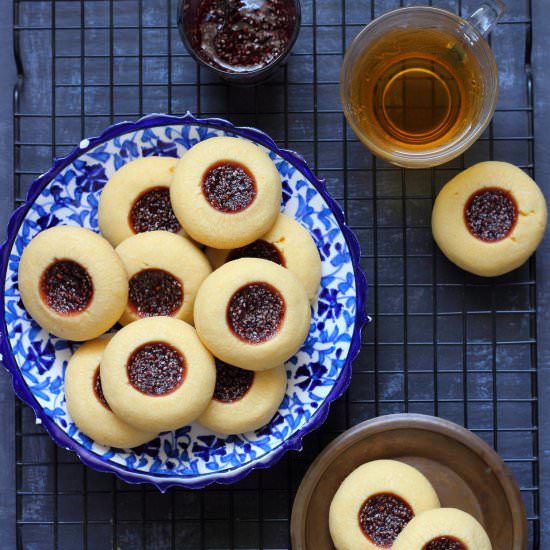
[[227, 282, 285, 343], [129, 186, 181, 234], [127, 342, 185, 396], [93, 368, 111, 411], [358, 493, 414, 547], [129, 269, 183, 318], [213, 359, 255, 402], [40, 259, 93, 315], [202, 161, 256, 213], [465, 187, 517, 242], [190, 0, 297, 74], [227, 239, 284, 265], [423, 536, 467, 550]]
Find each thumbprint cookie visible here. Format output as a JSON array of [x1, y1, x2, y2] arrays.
[[198, 360, 287, 434], [329, 460, 440, 550], [65, 337, 157, 448], [18, 225, 128, 341], [206, 213, 322, 302], [115, 231, 211, 325], [98, 156, 183, 247], [170, 136, 282, 249], [432, 161, 547, 277], [193, 258, 311, 371], [393, 508, 492, 550], [100, 316, 215, 433]]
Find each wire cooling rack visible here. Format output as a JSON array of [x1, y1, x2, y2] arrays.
[[8, 0, 541, 548]]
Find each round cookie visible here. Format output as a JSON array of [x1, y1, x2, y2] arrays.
[[65, 336, 158, 448], [115, 231, 211, 325], [18, 225, 128, 341], [193, 258, 311, 371], [100, 316, 216, 433], [206, 213, 322, 302], [393, 508, 492, 550], [329, 460, 440, 550], [432, 161, 547, 277], [170, 136, 282, 249], [198, 360, 287, 434], [98, 156, 184, 247]]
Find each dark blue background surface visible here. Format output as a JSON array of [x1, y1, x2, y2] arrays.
[[1, 0, 548, 548]]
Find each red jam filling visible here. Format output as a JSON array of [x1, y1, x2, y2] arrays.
[[213, 359, 254, 403], [93, 368, 111, 411], [129, 269, 183, 317], [227, 239, 284, 266], [423, 536, 467, 550], [202, 162, 256, 213], [191, 0, 296, 73], [227, 282, 285, 343], [129, 186, 181, 234], [464, 187, 517, 242], [127, 342, 185, 396], [358, 493, 414, 547], [40, 259, 93, 315]]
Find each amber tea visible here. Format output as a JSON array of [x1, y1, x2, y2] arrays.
[[348, 26, 485, 155]]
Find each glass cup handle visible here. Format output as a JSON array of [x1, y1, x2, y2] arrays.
[[467, 0, 507, 37]]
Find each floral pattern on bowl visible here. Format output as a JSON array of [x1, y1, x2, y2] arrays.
[[0, 113, 368, 490]]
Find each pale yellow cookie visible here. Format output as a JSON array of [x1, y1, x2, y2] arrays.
[[18, 225, 128, 341], [198, 361, 287, 434], [393, 508, 492, 550], [100, 317, 216, 433], [206, 213, 321, 302], [170, 136, 282, 249], [194, 258, 311, 371], [98, 156, 184, 246], [115, 231, 211, 325], [329, 460, 440, 550], [65, 336, 157, 448], [432, 161, 547, 277]]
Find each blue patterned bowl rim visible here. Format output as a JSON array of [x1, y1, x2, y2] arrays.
[[0, 112, 368, 491]]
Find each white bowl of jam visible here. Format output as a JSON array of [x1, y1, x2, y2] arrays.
[[178, 0, 301, 84]]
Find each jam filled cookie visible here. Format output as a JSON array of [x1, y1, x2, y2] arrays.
[[98, 156, 183, 247], [18, 226, 128, 341], [115, 231, 211, 325], [206, 213, 322, 302], [193, 258, 311, 371], [329, 460, 440, 550], [65, 337, 158, 448], [198, 360, 287, 434], [170, 136, 282, 249], [432, 161, 547, 277], [100, 316, 216, 433], [393, 508, 492, 550]]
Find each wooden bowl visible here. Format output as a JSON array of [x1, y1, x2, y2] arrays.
[[291, 414, 527, 549]]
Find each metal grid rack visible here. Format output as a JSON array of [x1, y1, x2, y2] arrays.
[[9, 0, 540, 548]]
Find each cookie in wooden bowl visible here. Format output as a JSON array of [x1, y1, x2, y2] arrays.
[[393, 508, 492, 550], [329, 459, 440, 550]]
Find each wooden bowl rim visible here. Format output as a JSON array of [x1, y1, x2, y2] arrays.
[[290, 413, 528, 550]]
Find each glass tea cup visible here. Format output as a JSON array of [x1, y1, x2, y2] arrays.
[[340, 1, 506, 168]]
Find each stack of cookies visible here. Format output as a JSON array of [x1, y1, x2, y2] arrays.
[[18, 136, 322, 448]]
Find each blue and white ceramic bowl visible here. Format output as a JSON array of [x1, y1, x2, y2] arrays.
[[0, 113, 368, 490]]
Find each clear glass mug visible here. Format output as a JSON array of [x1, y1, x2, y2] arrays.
[[340, 1, 506, 168]]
